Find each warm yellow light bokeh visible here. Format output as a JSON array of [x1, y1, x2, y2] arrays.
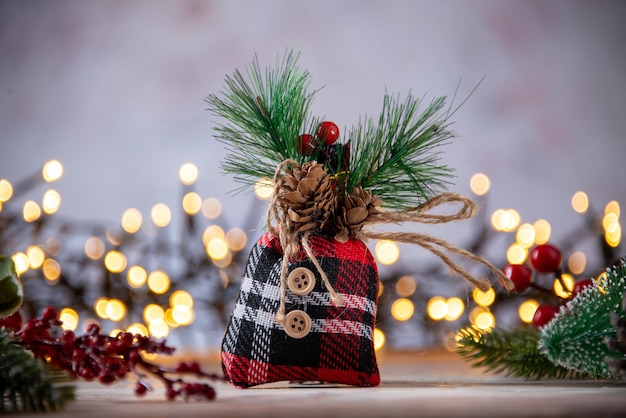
[[469, 172, 491, 196], [121, 208, 142, 233], [42, 258, 61, 282], [391, 298, 415, 321], [518, 299, 539, 323], [151, 203, 172, 227], [106, 299, 126, 322], [516, 223, 536, 248], [444, 297, 465, 321], [427, 296, 448, 320], [179, 163, 199, 185], [94, 297, 109, 319], [148, 270, 170, 294], [104, 250, 127, 273], [42, 160, 64, 182], [473, 310, 495, 331], [254, 177, 274, 200], [0, 179, 13, 202], [27, 246, 45, 269], [571, 191, 589, 214], [375, 240, 400, 265], [202, 225, 225, 245], [472, 287, 496, 307], [149, 318, 170, 338], [533, 219, 552, 244], [182, 192, 202, 215], [226, 228, 248, 251], [491, 209, 521, 232], [202, 197, 222, 219], [126, 323, 149, 337], [506, 243, 528, 264], [207, 237, 229, 260], [127, 265, 148, 288], [568, 251, 587, 275], [605, 200, 620, 217], [12, 252, 29, 275], [170, 290, 193, 308], [84, 237, 106, 260], [42, 189, 61, 214], [59, 308, 79, 331], [172, 305, 194, 326], [23, 200, 41, 222], [395, 275, 417, 297], [144, 304, 165, 323], [373, 328, 386, 351], [553, 274, 575, 298]]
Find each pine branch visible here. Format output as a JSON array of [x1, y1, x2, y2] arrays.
[[539, 258, 626, 379], [0, 329, 74, 413], [455, 326, 581, 379], [347, 92, 455, 209], [206, 50, 318, 189]]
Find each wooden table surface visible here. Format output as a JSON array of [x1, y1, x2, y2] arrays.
[[12, 351, 626, 418]]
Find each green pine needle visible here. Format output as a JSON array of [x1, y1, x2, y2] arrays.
[[207, 50, 464, 209], [206, 50, 318, 189], [347, 92, 455, 208], [455, 326, 581, 380], [539, 260, 626, 379], [0, 329, 75, 413]]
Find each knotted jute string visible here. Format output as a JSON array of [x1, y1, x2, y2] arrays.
[[360, 193, 512, 292], [267, 160, 513, 325], [267, 160, 344, 325]]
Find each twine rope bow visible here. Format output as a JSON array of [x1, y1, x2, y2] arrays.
[[266, 160, 513, 326]]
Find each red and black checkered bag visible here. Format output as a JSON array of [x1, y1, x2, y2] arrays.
[[221, 231, 380, 388]]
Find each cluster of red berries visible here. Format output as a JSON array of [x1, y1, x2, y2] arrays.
[[298, 121, 340, 156], [1, 307, 221, 401], [503, 243, 594, 328]]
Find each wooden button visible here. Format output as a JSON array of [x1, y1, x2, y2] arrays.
[[284, 310, 312, 339], [287, 267, 316, 296]]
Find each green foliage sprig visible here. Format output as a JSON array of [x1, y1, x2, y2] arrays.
[[207, 49, 461, 208], [0, 328, 74, 413], [539, 260, 626, 379], [455, 326, 580, 379]]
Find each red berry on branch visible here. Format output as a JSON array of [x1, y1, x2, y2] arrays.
[[531, 304, 559, 328], [42, 306, 59, 322], [316, 121, 340, 145], [530, 244, 562, 273], [135, 383, 148, 396], [0, 310, 23, 332], [571, 278, 593, 298], [298, 134, 317, 156], [503, 264, 533, 293]]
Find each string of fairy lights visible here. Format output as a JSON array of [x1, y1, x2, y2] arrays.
[[0, 163, 622, 352]]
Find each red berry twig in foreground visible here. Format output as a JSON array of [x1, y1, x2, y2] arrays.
[[8, 307, 223, 401]]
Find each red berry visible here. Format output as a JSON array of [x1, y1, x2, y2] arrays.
[[571, 278, 593, 298], [42, 306, 59, 322], [316, 121, 340, 145], [135, 383, 148, 396], [298, 134, 317, 156], [0, 311, 23, 332], [503, 264, 533, 293], [530, 244, 562, 273], [531, 304, 559, 328]]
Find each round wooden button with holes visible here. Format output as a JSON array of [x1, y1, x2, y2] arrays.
[[284, 310, 312, 339], [287, 267, 316, 296]]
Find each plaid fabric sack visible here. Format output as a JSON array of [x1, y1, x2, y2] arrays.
[[221, 231, 380, 388]]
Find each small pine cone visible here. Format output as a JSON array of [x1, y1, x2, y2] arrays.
[[276, 161, 336, 233], [333, 188, 383, 242]]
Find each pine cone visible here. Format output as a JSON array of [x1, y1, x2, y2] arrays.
[[276, 161, 336, 233], [333, 188, 382, 242]]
